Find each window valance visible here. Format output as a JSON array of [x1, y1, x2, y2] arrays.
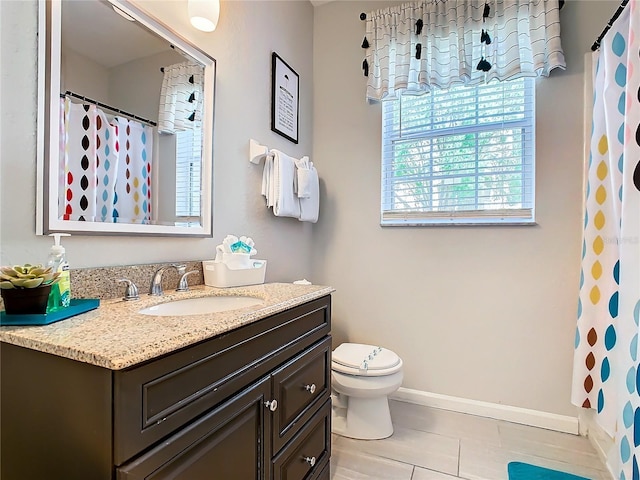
[[364, 0, 566, 101]]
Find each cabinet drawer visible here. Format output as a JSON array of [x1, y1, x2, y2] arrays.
[[114, 296, 331, 465], [272, 399, 331, 480], [310, 460, 330, 480], [272, 336, 331, 453], [117, 377, 271, 480]]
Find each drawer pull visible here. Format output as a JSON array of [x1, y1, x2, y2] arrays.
[[264, 399, 278, 412], [305, 383, 317, 394], [304, 456, 316, 467]]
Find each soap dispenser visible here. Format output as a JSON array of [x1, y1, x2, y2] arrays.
[[46, 233, 71, 311]]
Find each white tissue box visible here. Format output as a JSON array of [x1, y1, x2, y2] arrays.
[[202, 260, 267, 288]]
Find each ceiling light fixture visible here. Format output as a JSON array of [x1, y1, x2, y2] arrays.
[[188, 0, 220, 32]]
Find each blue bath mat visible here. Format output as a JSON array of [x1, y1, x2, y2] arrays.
[[508, 462, 590, 480]]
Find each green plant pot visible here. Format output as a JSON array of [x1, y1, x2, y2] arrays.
[[1, 285, 52, 315]]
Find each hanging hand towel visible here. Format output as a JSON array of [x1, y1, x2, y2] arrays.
[[270, 149, 300, 218], [294, 156, 312, 199], [299, 165, 319, 223], [262, 153, 273, 206]]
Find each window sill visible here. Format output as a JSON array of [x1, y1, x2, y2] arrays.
[[380, 219, 538, 227]]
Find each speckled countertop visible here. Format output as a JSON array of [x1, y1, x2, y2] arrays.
[[0, 283, 334, 371]]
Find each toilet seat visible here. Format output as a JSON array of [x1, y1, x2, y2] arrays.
[[332, 343, 403, 377]]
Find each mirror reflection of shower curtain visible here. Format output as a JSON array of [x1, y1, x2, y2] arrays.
[[61, 98, 153, 223], [112, 117, 153, 224]]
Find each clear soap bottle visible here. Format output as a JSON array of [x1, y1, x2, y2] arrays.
[[46, 233, 71, 312]]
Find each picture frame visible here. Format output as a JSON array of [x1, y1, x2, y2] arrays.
[[271, 52, 299, 144]]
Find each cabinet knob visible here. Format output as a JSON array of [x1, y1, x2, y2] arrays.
[[304, 456, 316, 467], [264, 399, 278, 412], [305, 383, 317, 394]]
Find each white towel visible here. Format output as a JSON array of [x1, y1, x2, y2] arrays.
[[299, 165, 319, 223], [295, 156, 313, 199], [270, 149, 300, 218], [261, 154, 273, 205]]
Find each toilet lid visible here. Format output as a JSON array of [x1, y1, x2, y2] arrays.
[[332, 343, 402, 377]]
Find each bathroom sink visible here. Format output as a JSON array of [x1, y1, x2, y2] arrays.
[[138, 295, 263, 316]]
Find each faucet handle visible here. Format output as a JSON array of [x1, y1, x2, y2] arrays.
[[176, 270, 199, 292], [150, 264, 187, 296], [117, 278, 140, 301]]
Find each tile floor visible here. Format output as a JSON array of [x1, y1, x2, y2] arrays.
[[330, 400, 611, 480]]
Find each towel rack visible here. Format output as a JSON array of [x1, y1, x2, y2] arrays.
[[249, 138, 310, 167], [249, 139, 270, 164]]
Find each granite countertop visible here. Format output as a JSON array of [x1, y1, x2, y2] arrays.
[[0, 283, 334, 370]]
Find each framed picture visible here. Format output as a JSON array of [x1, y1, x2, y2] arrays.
[[271, 52, 299, 144]]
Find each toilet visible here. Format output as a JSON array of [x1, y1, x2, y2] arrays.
[[331, 343, 403, 440]]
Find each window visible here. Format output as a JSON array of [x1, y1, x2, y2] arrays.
[[175, 128, 202, 219], [381, 78, 535, 226]]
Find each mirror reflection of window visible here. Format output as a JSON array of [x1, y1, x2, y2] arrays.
[[157, 61, 205, 225], [175, 128, 202, 221]]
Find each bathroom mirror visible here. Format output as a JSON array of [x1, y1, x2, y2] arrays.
[[36, 0, 216, 236]]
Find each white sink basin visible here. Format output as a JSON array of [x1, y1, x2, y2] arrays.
[[138, 296, 263, 316]]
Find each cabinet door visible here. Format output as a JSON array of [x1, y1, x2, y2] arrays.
[[272, 337, 331, 453], [272, 400, 331, 480], [118, 377, 271, 480]]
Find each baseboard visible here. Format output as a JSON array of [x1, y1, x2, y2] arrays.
[[390, 387, 580, 435], [578, 409, 615, 479]]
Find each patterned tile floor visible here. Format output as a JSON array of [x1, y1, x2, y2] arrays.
[[330, 400, 611, 480]]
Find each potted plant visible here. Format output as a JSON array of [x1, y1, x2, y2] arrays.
[[0, 264, 60, 315]]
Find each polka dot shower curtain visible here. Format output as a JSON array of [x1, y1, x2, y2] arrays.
[[62, 98, 153, 224], [572, 2, 640, 478], [111, 117, 153, 224], [62, 99, 118, 222]]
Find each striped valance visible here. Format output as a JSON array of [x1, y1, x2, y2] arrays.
[[364, 0, 566, 101]]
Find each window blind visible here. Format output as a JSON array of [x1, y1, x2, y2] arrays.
[[381, 78, 536, 226], [175, 128, 202, 218]]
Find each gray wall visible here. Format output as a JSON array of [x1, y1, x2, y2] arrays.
[[311, 0, 616, 417], [0, 0, 316, 286], [62, 49, 110, 101]]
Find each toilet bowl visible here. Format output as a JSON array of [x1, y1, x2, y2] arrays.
[[331, 343, 403, 440]]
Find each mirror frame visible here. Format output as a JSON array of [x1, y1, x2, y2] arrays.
[[36, 0, 215, 236]]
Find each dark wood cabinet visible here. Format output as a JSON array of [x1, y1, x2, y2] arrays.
[[1, 295, 332, 480], [118, 376, 272, 479]]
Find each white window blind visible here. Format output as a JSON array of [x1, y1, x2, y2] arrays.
[[175, 128, 202, 218], [381, 78, 536, 226]]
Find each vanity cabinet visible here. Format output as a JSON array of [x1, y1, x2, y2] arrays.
[[0, 295, 332, 480]]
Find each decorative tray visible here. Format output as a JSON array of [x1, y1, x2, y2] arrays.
[[0, 298, 100, 326]]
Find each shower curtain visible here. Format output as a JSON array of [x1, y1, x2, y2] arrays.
[[572, 2, 640, 479], [111, 117, 153, 224], [62, 98, 153, 224]]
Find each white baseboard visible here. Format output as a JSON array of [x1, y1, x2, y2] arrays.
[[390, 387, 580, 435], [578, 409, 615, 480]]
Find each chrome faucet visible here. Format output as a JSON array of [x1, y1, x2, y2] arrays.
[[149, 264, 186, 296]]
